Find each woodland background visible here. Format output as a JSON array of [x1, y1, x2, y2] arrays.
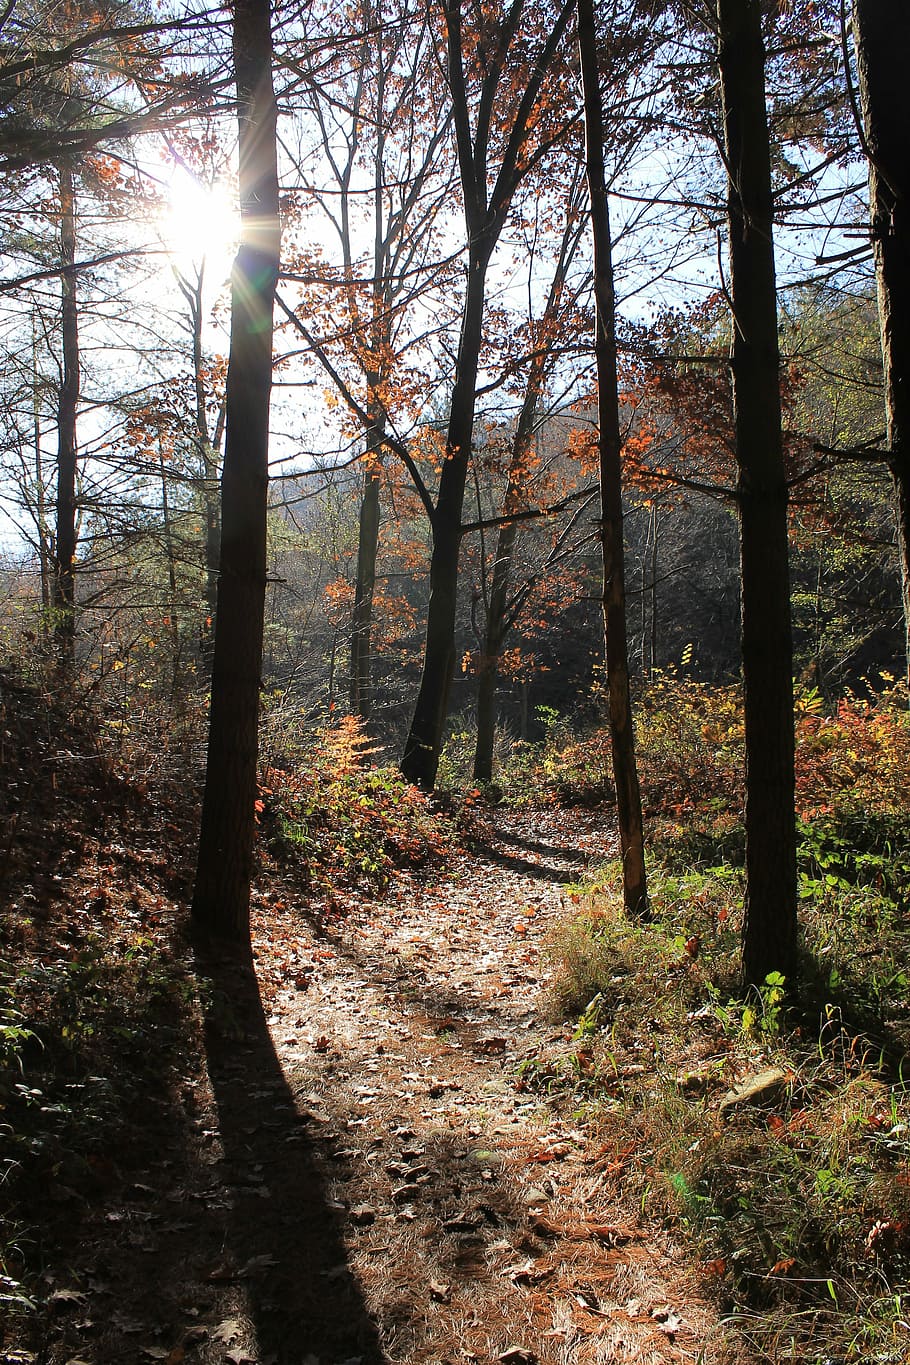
[[1, 2, 910, 1363]]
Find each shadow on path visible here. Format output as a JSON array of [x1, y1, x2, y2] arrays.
[[467, 838, 578, 884], [491, 829, 587, 867], [195, 936, 386, 1365]]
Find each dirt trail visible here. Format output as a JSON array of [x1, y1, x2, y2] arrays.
[[25, 806, 740, 1365], [215, 806, 737, 1365]]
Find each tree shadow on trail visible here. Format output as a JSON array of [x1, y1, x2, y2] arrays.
[[195, 936, 386, 1365], [492, 828, 587, 865], [466, 837, 579, 884]]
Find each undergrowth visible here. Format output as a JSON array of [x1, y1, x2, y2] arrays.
[[531, 675, 910, 1364], [260, 713, 452, 895]]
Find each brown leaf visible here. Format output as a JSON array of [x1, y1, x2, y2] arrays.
[[586, 1223, 641, 1246], [205, 1261, 238, 1283], [504, 1259, 545, 1286], [212, 1319, 243, 1344], [49, 1288, 87, 1308], [240, 1254, 278, 1277]]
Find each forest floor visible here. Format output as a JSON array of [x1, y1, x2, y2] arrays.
[[0, 673, 746, 1365]]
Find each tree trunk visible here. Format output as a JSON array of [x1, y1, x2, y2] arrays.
[[853, 0, 910, 687], [469, 191, 585, 786], [51, 156, 79, 670], [32, 321, 50, 625], [471, 538, 515, 786], [188, 262, 221, 670], [473, 651, 498, 786], [401, 238, 492, 788], [201, 441, 221, 665], [158, 439, 182, 699], [717, 0, 797, 987], [192, 0, 280, 942], [399, 0, 575, 790], [350, 457, 381, 720], [578, 0, 647, 919], [648, 503, 658, 676]]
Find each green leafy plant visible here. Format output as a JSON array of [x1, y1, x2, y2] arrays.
[[742, 971, 787, 1038]]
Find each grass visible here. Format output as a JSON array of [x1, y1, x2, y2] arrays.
[[533, 846, 910, 1364], [524, 676, 910, 1364]]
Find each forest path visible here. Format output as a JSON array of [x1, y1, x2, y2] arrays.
[[207, 806, 736, 1365]]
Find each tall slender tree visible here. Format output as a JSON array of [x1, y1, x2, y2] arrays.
[[400, 0, 577, 788], [577, 0, 646, 917], [51, 154, 80, 667], [852, 0, 910, 687], [717, 0, 797, 986], [470, 172, 590, 784], [281, 0, 453, 722], [192, 0, 280, 942]]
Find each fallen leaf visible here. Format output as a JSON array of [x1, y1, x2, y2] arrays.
[[212, 1319, 244, 1344], [651, 1306, 682, 1335], [240, 1254, 278, 1276], [391, 1183, 422, 1202], [205, 1261, 238, 1283], [475, 1036, 507, 1055], [503, 1260, 543, 1286], [586, 1223, 641, 1245], [49, 1288, 87, 1307], [521, 1187, 548, 1206]]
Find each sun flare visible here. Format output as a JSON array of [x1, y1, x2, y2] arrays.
[[162, 170, 238, 279]]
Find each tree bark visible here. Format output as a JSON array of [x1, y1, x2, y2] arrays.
[[350, 458, 381, 719], [51, 155, 79, 670], [471, 515, 519, 785], [577, 0, 647, 918], [158, 437, 182, 699], [717, 0, 797, 987], [32, 321, 51, 625], [192, 0, 280, 942], [187, 261, 222, 670], [853, 0, 910, 687], [401, 233, 493, 788]]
